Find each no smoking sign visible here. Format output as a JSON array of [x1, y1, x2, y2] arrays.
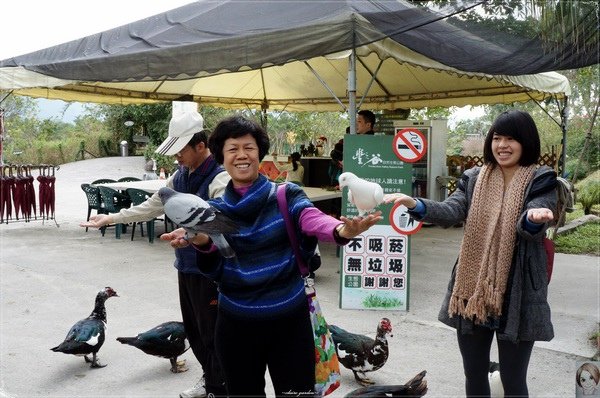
[[393, 128, 427, 163]]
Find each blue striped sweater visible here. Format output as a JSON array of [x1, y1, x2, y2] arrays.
[[198, 174, 315, 319]]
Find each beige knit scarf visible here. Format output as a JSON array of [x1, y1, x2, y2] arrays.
[[449, 164, 536, 324]]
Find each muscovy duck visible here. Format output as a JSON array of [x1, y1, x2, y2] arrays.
[[51, 287, 118, 368], [328, 317, 393, 386], [116, 321, 190, 373], [344, 370, 428, 397]]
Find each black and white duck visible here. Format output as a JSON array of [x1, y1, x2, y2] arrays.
[[116, 321, 190, 373], [50, 286, 118, 368], [328, 317, 393, 386]]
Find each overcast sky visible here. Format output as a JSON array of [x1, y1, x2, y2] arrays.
[[0, 0, 194, 60], [1, 1, 194, 121]]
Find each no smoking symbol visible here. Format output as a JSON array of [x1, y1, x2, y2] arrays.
[[393, 128, 427, 163]]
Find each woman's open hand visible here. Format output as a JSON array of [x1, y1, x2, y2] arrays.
[[382, 193, 417, 208], [160, 227, 190, 248], [527, 208, 554, 224], [337, 211, 383, 239]]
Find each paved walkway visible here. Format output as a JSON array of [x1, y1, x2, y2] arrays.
[[0, 156, 598, 397]]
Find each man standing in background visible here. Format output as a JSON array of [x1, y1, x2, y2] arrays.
[[81, 110, 229, 398], [357, 110, 376, 135]]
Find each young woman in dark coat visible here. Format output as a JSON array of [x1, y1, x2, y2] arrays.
[[384, 110, 557, 397]]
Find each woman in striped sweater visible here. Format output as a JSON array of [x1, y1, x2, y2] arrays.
[[162, 115, 381, 397]]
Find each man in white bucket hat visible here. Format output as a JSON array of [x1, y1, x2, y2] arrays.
[[82, 109, 229, 397]]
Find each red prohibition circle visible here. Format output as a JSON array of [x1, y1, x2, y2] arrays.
[[392, 128, 427, 163], [389, 202, 423, 235]]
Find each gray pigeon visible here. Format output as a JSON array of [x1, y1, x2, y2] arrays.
[[158, 187, 238, 258]]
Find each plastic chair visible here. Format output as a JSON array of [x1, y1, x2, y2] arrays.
[[98, 186, 132, 238], [126, 188, 157, 243], [118, 176, 141, 182], [91, 178, 116, 185], [80, 184, 108, 232]]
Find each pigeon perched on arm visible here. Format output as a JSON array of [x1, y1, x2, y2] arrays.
[[338, 172, 384, 217], [157, 187, 239, 258]]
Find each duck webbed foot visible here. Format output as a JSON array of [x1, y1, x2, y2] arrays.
[[170, 358, 188, 373], [354, 371, 375, 386], [87, 353, 107, 368]]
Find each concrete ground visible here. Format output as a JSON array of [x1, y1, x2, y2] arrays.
[[1, 156, 598, 398]]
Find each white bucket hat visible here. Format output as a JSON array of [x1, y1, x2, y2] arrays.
[[155, 111, 204, 156]]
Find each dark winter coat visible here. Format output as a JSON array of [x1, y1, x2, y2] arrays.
[[411, 166, 557, 343]]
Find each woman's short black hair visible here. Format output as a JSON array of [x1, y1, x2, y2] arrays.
[[208, 115, 270, 164], [483, 110, 541, 166]]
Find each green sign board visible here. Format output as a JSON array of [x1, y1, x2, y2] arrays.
[[340, 135, 413, 311]]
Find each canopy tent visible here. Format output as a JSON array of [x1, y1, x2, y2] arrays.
[[2, 0, 595, 175], [0, 0, 582, 112]]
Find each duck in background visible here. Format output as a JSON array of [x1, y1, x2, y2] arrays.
[[116, 321, 190, 373], [344, 370, 428, 397], [50, 287, 118, 368], [328, 317, 393, 386]]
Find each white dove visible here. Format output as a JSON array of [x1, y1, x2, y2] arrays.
[[158, 187, 239, 258], [338, 172, 384, 217]]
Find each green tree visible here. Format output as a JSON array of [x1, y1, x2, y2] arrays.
[[97, 103, 172, 147]]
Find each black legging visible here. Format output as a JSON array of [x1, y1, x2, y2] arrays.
[[457, 325, 534, 397], [215, 301, 315, 397]]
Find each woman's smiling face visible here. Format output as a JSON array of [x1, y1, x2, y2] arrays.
[[491, 133, 523, 171], [222, 134, 260, 188]]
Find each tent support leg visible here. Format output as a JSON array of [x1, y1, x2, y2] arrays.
[[348, 49, 357, 135]]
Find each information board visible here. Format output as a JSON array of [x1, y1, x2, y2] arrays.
[[340, 135, 413, 311]]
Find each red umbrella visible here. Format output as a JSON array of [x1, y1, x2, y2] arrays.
[[37, 165, 57, 220], [23, 165, 37, 221], [13, 166, 28, 221], [46, 166, 56, 219], [37, 166, 49, 219], [0, 165, 14, 223]]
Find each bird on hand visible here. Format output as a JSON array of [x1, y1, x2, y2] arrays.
[[158, 187, 239, 258], [338, 172, 384, 217], [116, 321, 190, 373], [50, 287, 118, 368]]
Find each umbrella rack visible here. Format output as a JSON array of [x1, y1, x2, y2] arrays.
[[1, 164, 60, 226]]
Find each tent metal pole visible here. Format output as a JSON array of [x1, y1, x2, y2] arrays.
[[348, 48, 357, 134], [357, 58, 385, 110], [303, 61, 346, 111], [560, 97, 569, 178], [0, 108, 4, 166]]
